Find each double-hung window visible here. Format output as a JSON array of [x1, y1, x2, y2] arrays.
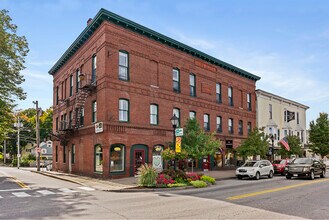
[[69, 75, 73, 96], [119, 99, 129, 122], [247, 122, 252, 134], [56, 86, 59, 105], [76, 69, 80, 92], [92, 55, 97, 83], [204, 114, 210, 131], [216, 83, 222, 103], [269, 104, 273, 119], [92, 101, 97, 123], [216, 116, 222, 133], [238, 120, 243, 135], [79, 107, 84, 127], [228, 118, 234, 134], [247, 93, 251, 111], [189, 74, 196, 97], [173, 69, 180, 93], [150, 104, 158, 125], [119, 51, 129, 81], [71, 144, 75, 164], [228, 87, 233, 106], [173, 108, 180, 127], [189, 111, 196, 119]]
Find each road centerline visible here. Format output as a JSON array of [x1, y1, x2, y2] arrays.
[[226, 178, 329, 200]]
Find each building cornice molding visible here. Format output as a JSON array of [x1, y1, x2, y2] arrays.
[[48, 8, 260, 82]]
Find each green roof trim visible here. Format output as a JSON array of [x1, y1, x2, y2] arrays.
[[49, 8, 260, 81]]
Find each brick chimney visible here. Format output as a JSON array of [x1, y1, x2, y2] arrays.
[[87, 18, 93, 26]]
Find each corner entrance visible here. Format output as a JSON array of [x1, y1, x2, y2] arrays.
[[130, 144, 148, 176]]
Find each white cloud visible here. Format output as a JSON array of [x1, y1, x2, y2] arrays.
[[22, 69, 52, 83]]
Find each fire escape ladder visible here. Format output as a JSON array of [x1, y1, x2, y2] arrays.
[[72, 89, 90, 128]]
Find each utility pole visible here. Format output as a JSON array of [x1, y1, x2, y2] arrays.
[[3, 138, 6, 164], [17, 115, 21, 169], [33, 101, 41, 171]]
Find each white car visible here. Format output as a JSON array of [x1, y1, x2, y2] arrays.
[[236, 160, 274, 180]]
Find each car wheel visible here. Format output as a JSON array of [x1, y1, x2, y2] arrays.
[[255, 172, 260, 180], [310, 170, 315, 180], [320, 169, 326, 178], [268, 170, 274, 178], [237, 176, 243, 180], [286, 174, 292, 179]]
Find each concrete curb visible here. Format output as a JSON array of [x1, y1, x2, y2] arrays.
[[30, 170, 87, 187]]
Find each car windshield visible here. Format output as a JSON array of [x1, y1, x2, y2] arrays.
[[280, 160, 287, 164], [242, 161, 259, 167], [292, 158, 312, 164]]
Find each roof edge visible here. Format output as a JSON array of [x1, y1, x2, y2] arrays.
[[48, 8, 261, 81]]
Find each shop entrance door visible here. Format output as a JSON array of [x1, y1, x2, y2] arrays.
[[134, 150, 145, 175]]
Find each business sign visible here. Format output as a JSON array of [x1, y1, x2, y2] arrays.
[[95, 122, 104, 133], [175, 128, 184, 137], [152, 155, 163, 173], [175, 137, 182, 153]]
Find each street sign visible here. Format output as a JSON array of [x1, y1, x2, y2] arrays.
[[17, 154, 21, 158], [175, 128, 184, 137], [95, 122, 104, 133], [36, 148, 41, 153], [175, 137, 181, 153]]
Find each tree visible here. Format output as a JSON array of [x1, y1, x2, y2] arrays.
[[308, 113, 329, 158], [236, 128, 268, 159], [277, 135, 303, 158], [0, 9, 29, 142], [182, 118, 221, 172]]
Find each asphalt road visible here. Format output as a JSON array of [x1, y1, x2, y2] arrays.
[[172, 173, 329, 219], [0, 166, 303, 219]]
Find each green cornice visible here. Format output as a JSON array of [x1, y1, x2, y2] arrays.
[[48, 8, 261, 81]]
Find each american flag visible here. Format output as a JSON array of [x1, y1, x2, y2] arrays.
[[279, 137, 290, 151]]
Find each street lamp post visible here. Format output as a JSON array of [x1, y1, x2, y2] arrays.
[[33, 101, 41, 171], [270, 134, 274, 163], [170, 114, 179, 170]]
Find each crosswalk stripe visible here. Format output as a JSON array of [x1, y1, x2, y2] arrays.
[[37, 190, 55, 195], [58, 188, 78, 193], [0, 195, 3, 198], [77, 186, 95, 191], [12, 192, 31, 198]]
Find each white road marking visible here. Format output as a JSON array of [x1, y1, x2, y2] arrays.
[[12, 192, 31, 198], [0, 195, 3, 198], [77, 186, 95, 191], [37, 190, 55, 195], [58, 188, 78, 193]]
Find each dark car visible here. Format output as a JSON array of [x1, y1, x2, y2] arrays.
[[285, 158, 326, 180], [272, 159, 290, 175]]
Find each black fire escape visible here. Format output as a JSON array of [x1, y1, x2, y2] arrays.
[[51, 73, 97, 145]]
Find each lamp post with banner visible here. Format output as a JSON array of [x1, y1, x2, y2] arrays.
[[170, 114, 179, 170]]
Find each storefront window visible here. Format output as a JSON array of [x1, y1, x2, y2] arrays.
[[95, 145, 103, 172], [110, 144, 125, 172]]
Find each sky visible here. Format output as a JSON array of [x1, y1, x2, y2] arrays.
[[2, 0, 329, 127]]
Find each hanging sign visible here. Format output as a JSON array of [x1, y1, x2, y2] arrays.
[[175, 128, 184, 137], [95, 122, 104, 133], [175, 137, 182, 153]]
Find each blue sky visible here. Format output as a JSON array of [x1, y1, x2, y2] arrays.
[[3, 0, 329, 126]]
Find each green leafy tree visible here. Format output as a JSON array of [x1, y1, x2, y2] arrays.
[[182, 118, 221, 172], [0, 9, 29, 142], [236, 128, 268, 159], [277, 135, 303, 158], [308, 113, 329, 158]]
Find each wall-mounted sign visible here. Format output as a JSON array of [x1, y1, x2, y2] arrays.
[[95, 122, 104, 133]]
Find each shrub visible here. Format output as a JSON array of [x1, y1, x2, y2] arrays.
[[27, 154, 36, 161], [174, 177, 189, 184], [186, 172, 200, 181], [12, 158, 17, 167], [200, 175, 215, 184], [168, 183, 188, 188], [137, 164, 157, 187], [156, 174, 174, 186], [190, 180, 207, 188]]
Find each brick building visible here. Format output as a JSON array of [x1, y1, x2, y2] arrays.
[[49, 8, 260, 178]]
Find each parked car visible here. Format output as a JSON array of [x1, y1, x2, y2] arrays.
[[272, 159, 290, 175], [236, 160, 274, 180], [285, 158, 326, 180]]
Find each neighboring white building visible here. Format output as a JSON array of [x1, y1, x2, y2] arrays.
[[256, 89, 309, 154]]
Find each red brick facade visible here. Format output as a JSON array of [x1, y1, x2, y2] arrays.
[[50, 9, 259, 178]]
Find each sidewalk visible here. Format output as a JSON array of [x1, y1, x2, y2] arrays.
[[22, 167, 236, 192]]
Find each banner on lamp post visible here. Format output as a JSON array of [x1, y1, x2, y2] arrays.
[[175, 137, 181, 153]]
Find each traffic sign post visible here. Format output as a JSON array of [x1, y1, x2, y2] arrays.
[[175, 128, 184, 137]]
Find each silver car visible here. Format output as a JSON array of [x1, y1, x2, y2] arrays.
[[236, 160, 274, 180]]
